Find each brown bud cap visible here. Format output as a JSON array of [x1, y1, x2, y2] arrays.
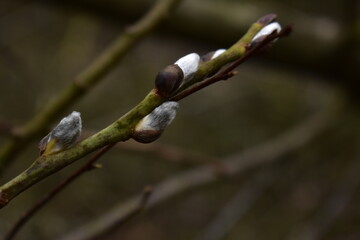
[[155, 64, 184, 98], [257, 13, 277, 25], [132, 129, 163, 144], [201, 49, 226, 62], [201, 51, 216, 62], [0, 191, 10, 208]]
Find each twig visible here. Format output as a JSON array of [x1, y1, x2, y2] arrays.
[[171, 25, 292, 101], [122, 141, 218, 163], [81, 129, 219, 165], [0, 15, 271, 208], [90, 186, 153, 240], [58, 97, 341, 240], [4, 144, 115, 240], [0, 0, 184, 174]]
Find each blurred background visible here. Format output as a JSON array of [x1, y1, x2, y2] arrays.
[[0, 0, 359, 239]]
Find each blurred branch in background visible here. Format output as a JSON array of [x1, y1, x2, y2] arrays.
[[0, 120, 18, 138], [197, 170, 276, 240], [84, 131, 221, 166], [33, 0, 360, 86], [58, 95, 341, 240], [287, 159, 360, 240], [0, 0, 184, 175]]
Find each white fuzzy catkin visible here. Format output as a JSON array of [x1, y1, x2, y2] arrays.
[[135, 102, 179, 132], [39, 111, 82, 155], [211, 49, 226, 59], [252, 22, 282, 42], [174, 53, 200, 81]]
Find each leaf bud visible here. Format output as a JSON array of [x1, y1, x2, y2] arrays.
[[174, 53, 200, 81], [155, 64, 184, 98], [251, 22, 282, 43], [132, 102, 179, 143], [38, 111, 82, 156]]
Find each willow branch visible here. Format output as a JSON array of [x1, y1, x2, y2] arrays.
[[4, 144, 115, 240], [0, 15, 272, 209], [0, 0, 184, 174], [58, 97, 341, 240]]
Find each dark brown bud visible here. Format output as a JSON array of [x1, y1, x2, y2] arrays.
[[132, 129, 163, 143], [201, 49, 226, 62], [201, 51, 216, 62], [257, 13, 277, 25], [155, 64, 184, 98]]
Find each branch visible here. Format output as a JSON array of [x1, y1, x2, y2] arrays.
[[0, 14, 276, 209], [4, 144, 115, 240], [91, 186, 153, 240], [82, 130, 220, 165], [58, 97, 341, 240], [0, 0, 184, 174], [116, 141, 220, 165]]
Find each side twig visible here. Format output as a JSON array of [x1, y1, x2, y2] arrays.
[[4, 144, 115, 240], [81, 130, 219, 165], [93, 186, 153, 240]]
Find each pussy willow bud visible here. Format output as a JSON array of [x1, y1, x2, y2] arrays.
[[174, 53, 200, 81], [38, 111, 82, 156], [155, 64, 184, 98], [251, 22, 282, 43], [132, 101, 179, 143], [201, 49, 226, 62], [155, 53, 200, 97]]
